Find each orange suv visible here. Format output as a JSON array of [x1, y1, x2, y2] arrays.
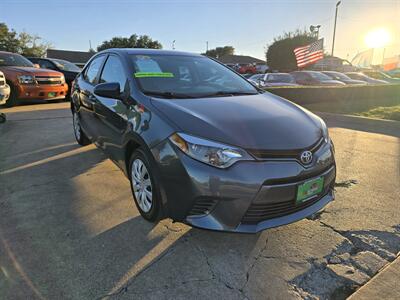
[[0, 51, 68, 107]]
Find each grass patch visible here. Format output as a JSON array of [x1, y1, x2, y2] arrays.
[[355, 105, 400, 121]]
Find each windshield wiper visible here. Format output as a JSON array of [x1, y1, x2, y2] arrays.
[[143, 91, 195, 99]]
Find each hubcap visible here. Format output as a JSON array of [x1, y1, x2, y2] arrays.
[[131, 158, 153, 213], [73, 112, 81, 140]]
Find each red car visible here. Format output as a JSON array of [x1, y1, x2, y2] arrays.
[[0, 51, 68, 106]]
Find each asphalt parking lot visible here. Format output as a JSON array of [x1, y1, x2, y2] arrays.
[[0, 102, 399, 300]]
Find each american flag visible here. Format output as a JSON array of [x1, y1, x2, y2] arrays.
[[294, 39, 324, 68]]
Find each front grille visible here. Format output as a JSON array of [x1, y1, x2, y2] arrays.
[[35, 76, 62, 85], [188, 197, 218, 216], [242, 166, 335, 224], [248, 138, 324, 161], [242, 195, 323, 224]]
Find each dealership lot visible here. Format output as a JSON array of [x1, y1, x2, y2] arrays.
[[0, 103, 399, 299]]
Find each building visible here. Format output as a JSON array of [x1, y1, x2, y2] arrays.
[[46, 49, 95, 68]]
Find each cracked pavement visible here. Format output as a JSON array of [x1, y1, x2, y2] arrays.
[[0, 103, 399, 299]]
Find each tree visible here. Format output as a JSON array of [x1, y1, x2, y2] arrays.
[[204, 46, 235, 59], [266, 29, 317, 71], [97, 34, 162, 51], [18, 31, 51, 57], [0, 23, 20, 53], [0, 23, 51, 57]]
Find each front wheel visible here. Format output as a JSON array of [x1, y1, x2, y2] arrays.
[[129, 148, 161, 222], [72, 110, 91, 146]]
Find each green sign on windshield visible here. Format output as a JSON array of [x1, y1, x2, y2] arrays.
[[134, 72, 174, 78]]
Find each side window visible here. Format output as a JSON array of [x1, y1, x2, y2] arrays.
[[84, 56, 105, 84], [99, 55, 126, 92], [39, 60, 56, 70]]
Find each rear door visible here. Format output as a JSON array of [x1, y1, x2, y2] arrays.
[[77, 55, 106, 141], [93, 54, 131, 161]]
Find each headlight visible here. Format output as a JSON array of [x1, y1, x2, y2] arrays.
[[60, 75, 65, 84], [169, 133, 254, 168], [18, 75, 35, 84]]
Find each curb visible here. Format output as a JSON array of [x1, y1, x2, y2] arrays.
[[348, 254, 400, 300], [316, 111, 400, 125]]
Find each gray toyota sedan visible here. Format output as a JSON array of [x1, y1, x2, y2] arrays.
[[71, 49, 336, 233]]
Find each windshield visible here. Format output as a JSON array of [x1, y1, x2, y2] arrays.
[[52, 59, 81, 72], [309, 72, 332, 81], [130, 54, 258, 98], [0, 53, 34, 67], [266, 74, 295, 83], [249, 74, 263, 80]]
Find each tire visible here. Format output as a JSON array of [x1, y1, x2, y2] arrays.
[[3, 83, 18, 108], [72, 110, 91, 146], [129, 148, 162, 222], [0, 113, 6, 123]]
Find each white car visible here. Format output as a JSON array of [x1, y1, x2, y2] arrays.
[[0, 71, 11, 106], [248, 73, 299, 87]]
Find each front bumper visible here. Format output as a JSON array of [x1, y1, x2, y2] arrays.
[[0, 84, 11, 105], [16, 84, 68, 100], [152, 139, 336, 233]]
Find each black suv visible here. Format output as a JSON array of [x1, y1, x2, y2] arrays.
[[28, 57, 81, 98]]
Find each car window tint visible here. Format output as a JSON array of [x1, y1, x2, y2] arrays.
[[84, 56, 105, 84], [100, 55, 126, 92], [39, 59, 56, 70]]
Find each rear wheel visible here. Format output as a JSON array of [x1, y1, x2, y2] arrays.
[[72, 110, 91, 145], [129, 148, 161, 222], [0, 113, 6, 123]]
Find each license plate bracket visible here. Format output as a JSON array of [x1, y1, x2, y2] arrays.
[[296, 177, 324, 203]]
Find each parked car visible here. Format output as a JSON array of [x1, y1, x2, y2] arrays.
[[27, 57, 81, 98], [71, 49, 336, 233], [0, 70, 10, 123], [361, 70, 400, 84], [345, 72, 388, 84], [291, 71, 346, 86], [321, 71, 366, 85], [0, 70, 11, 106], [0, 51, 68, 107], [249, 73, 298, 87]]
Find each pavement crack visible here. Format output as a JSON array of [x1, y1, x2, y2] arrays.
[[334, 179, 358, 189]]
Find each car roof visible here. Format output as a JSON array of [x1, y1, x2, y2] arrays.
[[98, 48, 201, 57]]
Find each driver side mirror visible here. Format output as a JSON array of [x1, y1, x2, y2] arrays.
[[94, 82, 121, 99]]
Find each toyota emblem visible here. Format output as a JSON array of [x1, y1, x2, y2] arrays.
[[300, 151, 313, 164]]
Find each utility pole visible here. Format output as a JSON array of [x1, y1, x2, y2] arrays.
[[206, 41, 209, 53], [331, 1, 341, 56], [89, 40, 92, 51]]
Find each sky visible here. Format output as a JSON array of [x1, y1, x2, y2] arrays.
[[1, 0, 399, 64]]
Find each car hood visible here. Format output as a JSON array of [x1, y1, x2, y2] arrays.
[[0, 66, 63, 76], [151, 93, 322, 150], [320, 80, 345, 85], [342, 79, 366, 85]]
